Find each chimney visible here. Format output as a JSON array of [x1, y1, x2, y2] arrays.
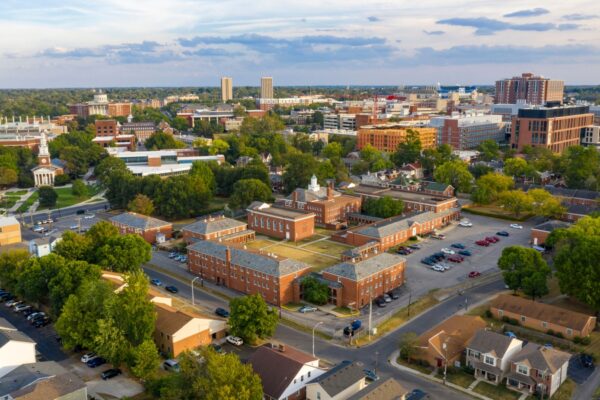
[[292, 190, 298, 204], [327, 181, 333, 201], [225, 247, 231, 265]]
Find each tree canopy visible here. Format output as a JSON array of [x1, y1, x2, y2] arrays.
[[362, 196, 404, 218], [229, 294, 278, 344], [498, 246, 551, 299], [229, 179, 273, 210], [433, 160, 474, 193]]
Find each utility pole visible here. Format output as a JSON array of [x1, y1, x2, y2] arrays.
[[375, 351, 379, 374], [191, 276, 200, 305], [407, 289, 412, 317], [442, 341, 448, 385], [312, 321, 323, 357], [368, 288, 373, 340]]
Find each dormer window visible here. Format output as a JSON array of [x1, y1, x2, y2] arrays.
[[517, 364, 529, 375]]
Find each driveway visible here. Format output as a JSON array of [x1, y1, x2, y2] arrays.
[[568, 354, 596, 384]]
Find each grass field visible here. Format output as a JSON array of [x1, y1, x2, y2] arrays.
[[7, 190, 28, 196], [463, 204, 533, 221], [16, 192, 38, 213], [473, 381, 521, 400], [38, 185, 101, 210], [550, 378, 576, 400]]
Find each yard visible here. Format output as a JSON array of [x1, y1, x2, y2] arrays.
[[435, 368, 476, 388], [549, 378, 576, 400], [16, 192, 38, 213], [473, 381, 521, 400], [38, 185, 102, 210]]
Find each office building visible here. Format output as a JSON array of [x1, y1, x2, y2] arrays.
[[92, 119, 136, 150], [221, 77, 233, 102], [261, 76, 274, 99], [581, 125, 600, 149], [69, 90, 132, 118], [357, 123, 437, 152], [495, 73, 564, 105], [247, 202, 315, 242], [430, 113, 506, 150]]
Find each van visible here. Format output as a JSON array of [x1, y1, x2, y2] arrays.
[[163, 359, 180, 372]]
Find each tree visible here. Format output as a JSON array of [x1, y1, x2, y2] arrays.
[[391, 129, 422, 167], [209, 139, 230, 155], [498, 190, 533, 217], [0, 249, 30, 292], [95, 156, 128, 186], [322, 142, 343, 160], [498, 246, 551, 299], [71, 179, 88, 197], [154, 175, 212, 219], [478, 140, 501, 161], [229, 179, 273, 210], [0, 167, 18, 187], [302, 276, 329, 305], [171, 117, 190, 132], [433, 160, 474, 193], [283, 153, 317, 193], [420, 144, 456, 173], [96, 234, 151, 273], [398, 332, 420, 362], [229, 294, 278, 344], [363, 196, 404, 218], [38, 186, 58, 207], [562, 146, 600, 190], [145, 132, 185, 150], [503, 158, 535, 179], [469, 164, 494, 179], [359, 144, 379, 164], [130, 339, 161, 380], [128, 194, 155, 216], [528, 188, 566, 219], [86, 221, 119, 254], [190, 161, 217, 194], [471, 173, 514, 204], [60, 146, 90, 177]]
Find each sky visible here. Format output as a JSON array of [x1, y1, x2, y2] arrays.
[[0, 0, 599, 88]]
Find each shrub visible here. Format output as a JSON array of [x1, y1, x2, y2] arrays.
[[580, 336, 591, 345], [547, 329, 555, 336], [409, 236, 418, 241], [555, 332, 564, 339], [502, 316, 510, 323], [484, 310, 493, 318], [462, 365, 475, 375]]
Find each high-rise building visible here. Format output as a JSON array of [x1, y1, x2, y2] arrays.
[[221, 77, 233, 102], [495, 73, 564, 105], [261, 77, 273, 99], [430, 113, 506, 150]]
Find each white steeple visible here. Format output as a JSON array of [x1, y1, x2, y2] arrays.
[[39, 131, 49, 157], [308, 174, 320, 192]]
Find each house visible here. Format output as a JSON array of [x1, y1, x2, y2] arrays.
[[153, 303, 227, 358], [0, 216, 22, 246], [109, 212, 173, 244], [490, 294, 597, 339], [465, 330, 524, 385], [563, 203, 600, 222], [0, 361, 87, 400], [29, 235, 62, 257], [506, 344, 570, 398], [416, 315, 487, 368], [399, 162, 424, 179], [0, 318, 36, 378], [247, 202, 315, 242], [421, 181, 455, 197], [305, 361, 367, 400], [101, 271, 172, 306], [236, 156, 254, 167], [346, 378, 408, 400], [248, 343, 326, 400], [182, 215, 255, 244], [530, 220, 570, 246]]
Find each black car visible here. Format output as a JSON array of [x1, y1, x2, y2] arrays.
[[0, 293, 14, 301], [406, 389, 430, 400], [87, 357, 107, 368], [101, 368, 122, 380], [165, 285, 178, 293], [30, 313, 47, 324], [33, 317, 50, 328], [76, 209, 85, 215], [408, 244, 421, 250], [210, 343, 224, 353], [496, 231, 510, 237], [215, 308, 230, 318], [387, 291, 399, 300], [397, 249, 411, 255], [580, 353, 594, 368], [22, 308, 38, 317], [421, 258, 435, 266], [374, 297, 387, 307]]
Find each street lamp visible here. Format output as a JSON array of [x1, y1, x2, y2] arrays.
[[191, 276, 200, 305], [312, 321, 323, 357], [442, 341, 448, 385]]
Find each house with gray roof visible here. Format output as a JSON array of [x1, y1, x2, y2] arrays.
[[346, 378, 409, 400], [466, 330, 523, 385], [0, 318, 36, 378], [306, 360, 367, 400], [109, 211, 172, 244], [182, 215, 255, 244]]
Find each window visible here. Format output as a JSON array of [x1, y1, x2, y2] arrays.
[[520, 315, 526, 322], [542, 321, 547, 328], [317, 393, 321, 400], [484, 355, 495, 366], [301, 375, 304, 382], [308, 371, 311, 378], [498, 309, 503, 317], [517, 364, 528, 375], [566, 328, 573, 336]]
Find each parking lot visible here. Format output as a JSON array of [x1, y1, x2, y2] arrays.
[[568, 354, 596, 384], [20, 211, 108, 242]]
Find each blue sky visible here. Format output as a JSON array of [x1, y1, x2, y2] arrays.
[[0, 0, 599, 87]]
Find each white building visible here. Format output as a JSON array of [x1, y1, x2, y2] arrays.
[[581, 126, 600, 150], [324, 113, 357, 130], [0, 318, 36, 378], [29, 236, 62, 258], [31, 132, 64, 187]]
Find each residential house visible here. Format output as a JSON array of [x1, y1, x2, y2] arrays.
[[0, 318, 36, 378], [28, 236, 62, 257], [416, 315, 487, 368], [506, 344, 570, 398], [490, 294, 597, 339], [465, 330, 524, 385], [109, 212, 173, 244], [346, 378, 408, 400], [182, 215, 255, 244], [247, 202, 315, 242], [248, 343, 326, 400], [305, 361, 367, 400], [0, 216, 21, 246], [530, 220, 570, 246], [399, 162, 424, 180]]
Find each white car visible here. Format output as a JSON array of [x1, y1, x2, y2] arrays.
[[459, 221, 473, 227], [84, 214, 95, 219], [226, 336, 243, 346], [81, 352, 97, 363], [432, 265, 445, 272], [14, 304, 31, 312], [441, 248, 455, 255], [510, 224, 523, 229]]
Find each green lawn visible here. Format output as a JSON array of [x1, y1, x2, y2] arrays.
[[396, 357, 433, 375], [550, 379, 576, 400], [473, 381, 521, 400], [38, 185, 101, 210], [16, 192, 38, 213], [7, 190, 27, 196], [462, 204, 533, 222], [435, 368, 476, 388], [332, 306, 360, 316]]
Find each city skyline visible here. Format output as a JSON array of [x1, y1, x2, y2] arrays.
[[0, 0, 599, 88]]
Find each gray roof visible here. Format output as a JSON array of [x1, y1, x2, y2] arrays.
[[467, 330, 519, 359], [308, 361, 365, 397], [566, 203, 600, 216], [187, 240, 311, 277], [288, 187, 341, 202], [0, 216, 19, 228], [511, 343, 571, 374], [323, 252, 405, 281], [109, 212, 170, 230], [183, 217, 246, 235], [247, 202, 314, 219], [0, 328, 35, 347], [0, 361, 86, 398], [532, 220, 571, 233], [356, 209, 458, 239], [346, 378, 408, 400], [0, 317, 16, 331]]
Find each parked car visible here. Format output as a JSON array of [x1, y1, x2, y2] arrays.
[[299, 305, 318, 313], [408, 244, 421, 250], [226, 335, 243, 346], [33, 316, 50, 328], [447, 255, 464, 263], [496, 231, 509, 237], [150, 278, 162, 286], [165, 285, 178, 293], [450, 243, 465, 249], [475, 240, 489, 247], [86, 357, 106, 368], [387, 291, 399, 300], [0, 293, 13, 301], [458, 250, 472, 256], [441, 248, 455, 255], [363, 369, 379, 381], [27, 312, 45, 321], [163, 359, 180, 372], [383, 294, 392, 303], [468, 271, 481, 278], [215, 307, 230, 317], [350, 320, 362, 331], [374, 297, 387, 307], [101, 368, 122, 380], [421, 258, 435, 266], [30, 313, 48, 324], [510, 224, 523, 229], [580, 353, 594, 368], [432, 265, 445, 272], [210, 344, 224, 354], [406, 389, 430, 400], [84, 214, 95, 219], [14, 304, 31, 313], [5, 299, 21, 307], [22, 308, 38, 317], [431, 233, 446, 240], [459, 220, 473, 227], [81, 352, 97, 363], [488, 236, 500, 243], [397, 249, 411, 255], [168, 252, 177, 258], [76, 209, 85, 215], [179, 256, 188, 263]]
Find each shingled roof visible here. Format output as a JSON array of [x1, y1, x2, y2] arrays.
[[109, 212, 170, 230], [347, 378, 408, 400], [467, 330, 520, 359], [308, 361, 365, 397], [183, 216, 246, 235], [511, 343, 571, 374], [323, 252, 405, 281], [355, 208, 458, 239]]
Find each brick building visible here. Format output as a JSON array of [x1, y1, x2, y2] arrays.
[[187, 241, 311, 306], [320, 253, 406, 309], [69, 91, 132, 118], [357, 123, 437, 152], [278, 176, 361, 228], [530, 220, 570, 246], [109, 212, 173, 244], [247, 202, 315, 242], [352, 185, 458, 214], [495, 73, 564, 105], [182, 216, 255, 244], [430, 113, 506, 150], [0, 216, 21, 246], [510, 105, 594, 153], [121, 121, 157, 143], [92, 119, 135, 150]]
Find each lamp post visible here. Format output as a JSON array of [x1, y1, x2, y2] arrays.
[[191, 276, 200, 305], [442, 342, 448, 385], [312, 321, 323, 357]]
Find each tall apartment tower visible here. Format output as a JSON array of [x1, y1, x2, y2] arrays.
[[261, 76, 274, 99], [495, 73, 564, 105], [221, 77, 233, 102]]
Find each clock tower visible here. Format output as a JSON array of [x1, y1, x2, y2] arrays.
[[37, 132, 51, 166]]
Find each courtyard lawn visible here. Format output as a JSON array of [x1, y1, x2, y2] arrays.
[[38, 185, 101, 210], [472, 381, 521, 400], [264, 243, 339, 271], [302, 239, 353, 254], [332, 306, 360, 316], [7, 190, 28, 196], [16, 192, 38, 213]]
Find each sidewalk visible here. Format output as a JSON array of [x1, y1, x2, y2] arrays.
[[7, 188, 36, 213]]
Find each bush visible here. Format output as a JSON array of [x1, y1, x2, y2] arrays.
[[462, 365, 475, 375], [54, 174, 71, 186], [580, 336, 591, 345], [484, 310, 493, 318], [502, 316, 519, 325], [555, 332, 564, 339], [547, 329, 555, 336], [409, 236, 418, 241]]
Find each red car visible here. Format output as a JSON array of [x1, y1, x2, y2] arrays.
[[476, 240, 489, 246], [485, 236, 499, 243], [447, 255, 464, 263], [468, 271, 481, 278]]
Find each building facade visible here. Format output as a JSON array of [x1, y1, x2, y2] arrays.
[[260, 77, 274, 99], [109, 212, 173, 244], [182, 216, 255, 244], [466, 330, 524, 385], [352, 185, 458, 214], [247, 202, 315, 242], [581, 125, 600, 149], [92, 119, 136, 150], [31, 132, 63, 187], [221, 77, 233, 102], [69, 91, 132, 117], [430, 113, 506, 150], [121, 121, 157, 143], [357, 124, 436, 152], [495, 73, 564, 105], [0, 217, 21, 246]]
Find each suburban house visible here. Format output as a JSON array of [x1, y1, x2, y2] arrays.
[[248, 343, 326, 400], [490, 294, 597, 339], [247, 202, 315, 242], [399, 162, 424, 180], [29, 235, 62, 257], [506, 343, 571, 398], [305, 361, 367, 400], [319, 253, 406, 309], [346, 378, 408, 400], [0, 318, 36, 378], [0, 216, 21, 246], [351, 184, 458, 214], [278, 175, 362, 228], [416, 315, 487, 368], [153, 303, 227, 358], [187, 240, 311, 306], [530, 220, 571, 246], [465, 330, 524, 385], [182, 215, 255, 244], [109, 212, 173, 244]]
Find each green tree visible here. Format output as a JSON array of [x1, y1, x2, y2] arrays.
[[209, 139, 230, 155], [498, 190, 533, 217], [38, 186, 58, 207], [471, 173, 514, 204], [145, 132, 186, 150], [96, 234, 151, 273], [0, 166, 18, 187], [282, 153, 317, 193], [130, 339, 161, 380], [190, 161, 217, 194], [229, 294, 278, 344], [95, 156, 128, 186], [0, 249, 30, 291], [478, 140, 501, 161], [391, 129, 422, 167], [322, 142, 343, 159], [433, 160, 474, 193], [398, 332, 420, 362], [528, 189, 566, 219], [363, 196, 404, 218], [302, 276, 329, 305], [48, 259, 101, 316], [128, 194, 155, 216], [154, 175, 212, 219], [503, 157, 536, 179], [359, 144, 379, 163], [229, 179, 273, 210], [171, 117, 190, 132], [498, 246, 551, 299], [71, 179, 88, 197], [420, 144, 456, 173], [60, 146, 91, 177], [562, 146, 600, 190]]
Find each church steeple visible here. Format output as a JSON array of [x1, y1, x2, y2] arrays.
[[37, 131, 51, 166]]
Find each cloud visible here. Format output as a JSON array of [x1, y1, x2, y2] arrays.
[[563, 13, 599, 21], [367, 16, 380, 22], [423, 30, 445, 35], [503, 8, 550, 18], [437, 17, 579, 35]]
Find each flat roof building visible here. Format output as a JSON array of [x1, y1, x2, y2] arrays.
[[357, 123, 436, 152], [495, 73, 564, 105], [247, 202, 315, 242]]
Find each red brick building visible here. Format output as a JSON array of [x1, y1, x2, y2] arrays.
[[495, 73, 564, 105], [530, 220, 570, 246], [357, 124, 437, 152], [247, 202, 315, 242], [109, 212, 173, 244], [182, 216, 255, 244], [278, 176, 361, 228], [92, 119, 135, 150], [187, 241, 311, 306], [352, 184, 458, 214]]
